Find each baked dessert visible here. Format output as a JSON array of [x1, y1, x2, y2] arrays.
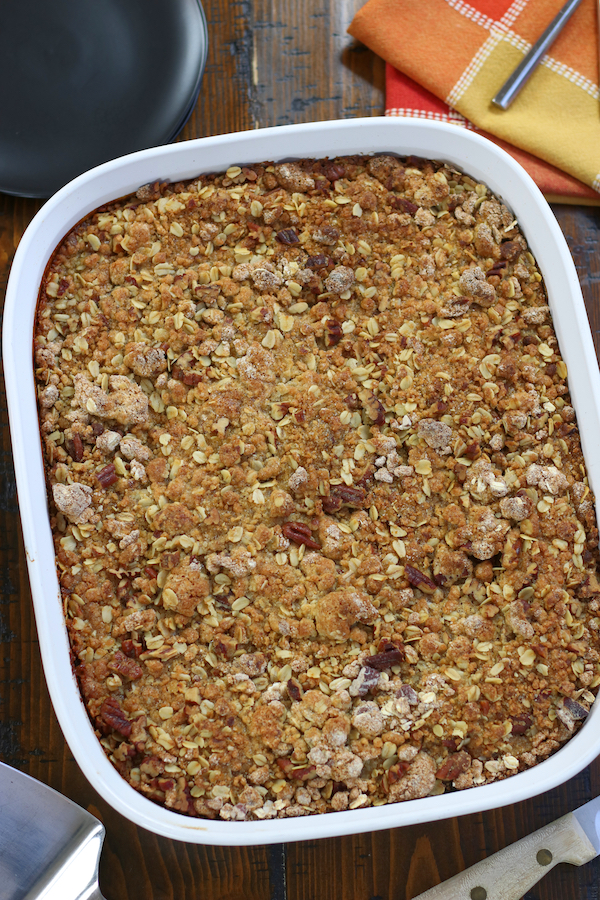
[[34, 154, 600, 821]]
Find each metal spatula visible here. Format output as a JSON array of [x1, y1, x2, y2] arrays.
[[0, 760, 106, 900]]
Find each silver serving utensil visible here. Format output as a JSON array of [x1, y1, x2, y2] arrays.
[[492, 0, 585, 109], [411, 793, 600, 900], [0, 761, 106, 900]]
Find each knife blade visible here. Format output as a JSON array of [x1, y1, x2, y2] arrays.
[[411, 795, 600, 900]]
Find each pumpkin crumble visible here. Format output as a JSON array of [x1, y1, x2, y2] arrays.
[[34, 154, 600, 821]]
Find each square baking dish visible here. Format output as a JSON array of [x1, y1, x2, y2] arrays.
[[4, 117, 600, 845]]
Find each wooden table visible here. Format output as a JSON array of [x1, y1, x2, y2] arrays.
[[1, 2, 600, 897]]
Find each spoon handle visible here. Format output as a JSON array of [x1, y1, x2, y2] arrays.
[[492, 0, 584, 109]]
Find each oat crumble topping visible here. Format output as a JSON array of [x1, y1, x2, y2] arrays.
[[35, 154, 600, 821]]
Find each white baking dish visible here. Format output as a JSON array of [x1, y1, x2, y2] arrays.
[[4, 118, 600, 845]]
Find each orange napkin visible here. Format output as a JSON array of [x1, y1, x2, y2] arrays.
[[349, 0, 600, 202]]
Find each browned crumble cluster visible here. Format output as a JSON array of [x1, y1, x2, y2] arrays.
[[34, 154, 600, 821]]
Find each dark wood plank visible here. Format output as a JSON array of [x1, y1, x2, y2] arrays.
[[181, 0, 255, 140], [1, 3, 600, 900], [247, 0, 385, 128], [552, 205, 600, 359]]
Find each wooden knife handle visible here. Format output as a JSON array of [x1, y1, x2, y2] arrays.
[[412, 812, 597, 900]]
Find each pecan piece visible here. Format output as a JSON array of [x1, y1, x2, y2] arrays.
[[321, 495, 342, 514], [500, 240, 522, 261], [405, 565, 437, 593], [323, 163, 345, 182], [214, 634, 237, 659], [398, 684, 419, 704], [314, 225, 340, 244], [435, 751, 471, 781], [120, 742, 137, 759], [386, 760, 411, 787], [425, 400, 449, 418], [322, 485, 366, 514], [324, 319, 343, 347], [349, 665, 380, 696], [214, 594, 231, 610], [363, 394, 385, 425], [281, 521, 321, 549], [563, 698, 589, 719], [67, 433, 84, 462], [510, 714, 533, 735], [287, 678, 304, 702], [389, 196, 418, 215], [136, 180, 168, 201], [487, 259, 507, 278], [290, 765, 317, 781], [161, 551, 181, 570], [306, 254, 330, 269], [97, 464, 118, 488], [156, 778, 175, 793], [172, 351, 203, 386], [276, 758, 293, 775], [140, 756, 165, 777], [121, 639, 143, 659], [108, 650, 143, 681], [364, 645, 405, 670], [276, 228, 299, 244], [276, 758, 317, 780], [464, 441, 481, 460], [194, 283, 221, 306], [99, 697, 132, 737], [405, 155, 427, 169], [454, 463, 468, 483]]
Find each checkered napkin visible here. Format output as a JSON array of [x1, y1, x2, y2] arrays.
[[348, 0, 600, 202]]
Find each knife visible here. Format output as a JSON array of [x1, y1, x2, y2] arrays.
[[0, 760, 107, 900], [411, 796, 600, 900]]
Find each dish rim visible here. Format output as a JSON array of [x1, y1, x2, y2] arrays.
[[5, 116, 600, 844]]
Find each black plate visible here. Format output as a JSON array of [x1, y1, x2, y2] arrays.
[[0, 0, 208, 198]]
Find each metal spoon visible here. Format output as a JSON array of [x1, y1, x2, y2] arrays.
[[492, 0, 585, 110]]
